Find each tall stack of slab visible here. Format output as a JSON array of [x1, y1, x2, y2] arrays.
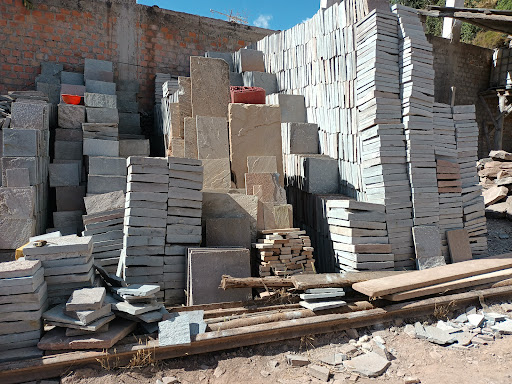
[[23, 235, 94, 305], [433, 103, 464, 258], [454, 105, 488, 255], [0, 259, 47, 362], [118, 157, 168, 302], [1, 99, 50, 248], [83, 191, 126, 274], [165, 157, 203, 305]]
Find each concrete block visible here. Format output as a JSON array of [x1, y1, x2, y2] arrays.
[[85, 80, 116, 95], [5, 168, 30, 187], [58, 104, 86, 129], [84, 93, 117, 109], [61, 72, 84, 85], [83, 139, 119, 157], [49, 163, 80, 187], [86, 108, 119, 124]]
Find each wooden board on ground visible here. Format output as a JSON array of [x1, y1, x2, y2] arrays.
[[383, 268, 512, 301], [352, 255, 512, 298], [447, 229, 473, 263], [291, 271, 408, 290]]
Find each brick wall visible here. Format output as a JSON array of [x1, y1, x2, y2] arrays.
[[428, 35, 498, 157], [0, 0, 273, 111]]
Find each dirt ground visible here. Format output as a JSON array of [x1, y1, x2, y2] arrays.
[[60, 298, 512, 384], [486, 218, 512, 256]]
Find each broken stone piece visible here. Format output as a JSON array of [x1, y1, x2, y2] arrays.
[[343, 351, 391, 378], [308, 364, 330, 382], [286, 354, 309, 367]]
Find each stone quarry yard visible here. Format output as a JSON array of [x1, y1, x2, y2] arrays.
[[61, 299, 512, 384]]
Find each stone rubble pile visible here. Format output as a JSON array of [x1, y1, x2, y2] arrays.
[[479, 149, 512, 221]]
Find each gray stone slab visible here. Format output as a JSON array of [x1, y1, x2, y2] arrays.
[[89, 156, 127, 176], [84, 58, 113, 73], [266, 94, 306, 123], [37, 82, 60, 104], [5, 168, 30, 187], [206, 218, 251, 248], [52, 211, 83, 232], [23, 234, 92, 257], [343, 352, 391, 378], [1, 157, 38, 186], [188, 248, 252, 305], [61, 84, 86, 97], [196, 116, 229, 159], [61, 71, 84, 85], [58, 104, 86, 129], [88, 175, 126, 194], [54, 140, 82, 160], [412, 225, 445, 270], [284, 123, 319, 154], [119, 140, 150, 157], [229, 71, 243, 86], [158, 316, 191, 346], [84, 93, 117, 109], [119, 113, 140, 132], [49, 163, 79, 187], [85, 80, 116, 95], [0, 186, 35, 218], [55, 128, 83, 142], [86, 108, 119, 124], [299, 300, 347, 311], [0, 259, 40, 279], [84, 190, 125, 215], [234, 49, 265, 72], [305, 156, 339, 194], [242, 71, 278, 94], [114, 284, 160, 299], [11, 102, 49, 130], [0, 217, 36, 249], [127, 181, 167, 193], [0, 267, 44, 292], [0, 346, 43, 362], [205, 51, 234, 71], [44, 304, 114, 330], [85, 69, 114, 82], [83, 138, 119, 157], [163, 310, 206, 337], [2, 129, 39, 157], [66, 287, 106, 311]]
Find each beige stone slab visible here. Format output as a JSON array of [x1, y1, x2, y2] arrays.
[[247, 156, 278, 174], [229, 103, 283, 188], [191, 57, 230, 118], [184, 117, 198, 159], [171, 138, 185, 158], [483, 185, 508, 206], [196, 116, 229, 160], [245, 173, 286, 204], [169, 103, 182, 138], [274, 204, 294, 229], [202, 159, 231, 190], [447, 229, 472, 263]]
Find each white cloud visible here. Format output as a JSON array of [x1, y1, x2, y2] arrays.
[[254, 14, 272, 29]]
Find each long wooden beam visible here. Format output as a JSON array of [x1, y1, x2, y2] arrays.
[[2, 286, 512, 384]]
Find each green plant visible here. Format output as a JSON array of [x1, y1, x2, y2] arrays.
[[22, 0, 33, 9]]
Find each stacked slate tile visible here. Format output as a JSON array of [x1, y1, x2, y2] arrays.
[[83, 190, 126, 274], [42, 287, 114, 336], [23, 235, 94, 305], [326, 199, 393, 272], [433, 103, 464, 258], [36, 61, 63, 105], [165, 157, 203, 305], [0, 259, 47, 362], [118, 157, 168, 302], [254, 229, 315, 277], [454, 105, 488, 255], [299, 288, 346, 311], [1, 95, 50, 248]]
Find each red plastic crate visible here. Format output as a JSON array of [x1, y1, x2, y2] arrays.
[[230, 86, 266, 104]]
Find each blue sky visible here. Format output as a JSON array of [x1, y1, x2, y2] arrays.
[[136, 1, 320, 31]]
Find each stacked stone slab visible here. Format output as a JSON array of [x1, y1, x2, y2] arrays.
[[163, 77, 192, 158], [454, 105, 488, 255], [118, 157, 167, 301], [54, 74, 87, 234], [254, 229, 315, 277], [23, 235, 94, 305], [1, 98, 50, 248], [165, 157, 203, 305], [0, 259, 47, 362], [433, 103, 464, 259], [83, 191, 126, 274], [42, 287, 115, 337], [326, 199, 393, 271], [36, 62, 63, 105]]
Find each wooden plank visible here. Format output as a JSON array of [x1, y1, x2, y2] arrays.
[[352, 255, 512, 297], [446, 229, 472, 263], [220, 275, 294, 290], [291, 271, 409, 290], [3, 286, 512, 384], [383, 268, 512, 301]]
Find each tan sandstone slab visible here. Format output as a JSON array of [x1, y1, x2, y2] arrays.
[[196, 116, 229, 160], [483, 185, 508, 206], [202, 159, 231, 190], [247, 156, 278, 174], [229, 103, 283, 188], [184, 117, 198, 159], [190, 57, 230, 118], [245, 173, 286, 204]]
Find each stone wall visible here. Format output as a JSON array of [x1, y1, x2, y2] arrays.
[[0, 0, 273, 111], [428, 35, 497, 157]]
